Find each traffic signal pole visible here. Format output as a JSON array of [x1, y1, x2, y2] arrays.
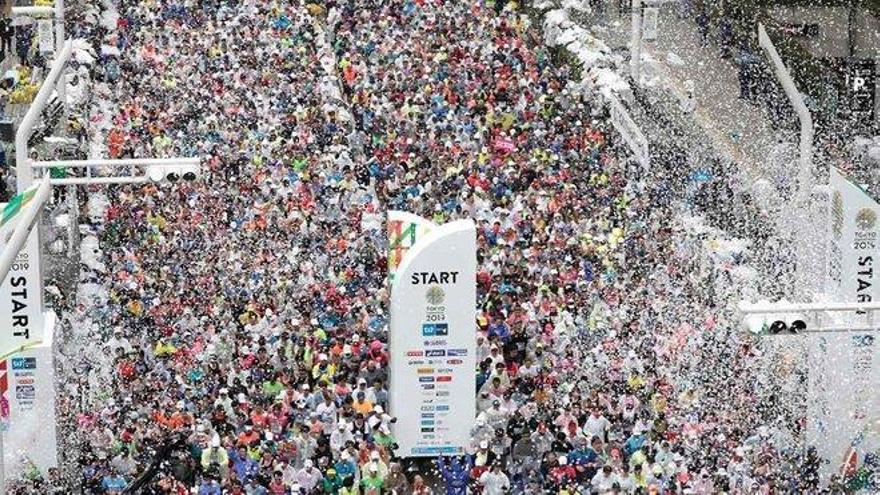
[[738, 300, 880, 334], [757, 23, 814, 207], [15, 39, 73, 190], [30, 157, 201, 185], [757, 24, 818, 299]]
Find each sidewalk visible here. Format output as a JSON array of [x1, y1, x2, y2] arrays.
[[588, 7, 783, 184]]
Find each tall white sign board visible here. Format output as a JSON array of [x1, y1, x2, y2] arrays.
[[811, 167, 880, 487], [0, 186, 58, 478], [388, 213, 476, 457]]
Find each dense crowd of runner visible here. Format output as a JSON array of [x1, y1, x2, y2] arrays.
[[6, 0, 833, 493]]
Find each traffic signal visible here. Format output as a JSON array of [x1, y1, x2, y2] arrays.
[[742, 313, 807, 335], [147, 163, 200, 183]]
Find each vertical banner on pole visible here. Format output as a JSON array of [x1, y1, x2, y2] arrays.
[[642, 7, 659, 41], [37, 19, 54, 55], [388, 213, 476, 457], [811, 167, 880, 488], [608, 95, 650, 170]]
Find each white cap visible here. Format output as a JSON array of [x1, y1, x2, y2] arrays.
[[559, 455, 568, 465], [304, 459, 314, 468], [370, 450, 380, 460], [479, 440, 489, 449]]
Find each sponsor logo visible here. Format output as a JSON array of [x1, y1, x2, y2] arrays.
[[435, 405, 450, 411], [416, 368, 434, 374], [16, 377, 34, 385], [436, 375, 452, 382], [421, 413, 435, 418], [420, 428, 435, 433], [420, 406, 435, 411], [12, 371, 34, 377], [407, 359, 425, 365], [421, 384, 435, 390], [447, 349, 468, 356], [420, 420, 435, 426], [15, 385, 34, 400], [426, 359, 443, 365], [446, 359, 463, 365], [419, 377, 435, 383], [406, 350, 424, 357], [435, 391, 450, 397], [435, 368, 453, 373], [423, 339, 447, 347], [423, 435, 436, 440], [426, 349, 446, 357], [422, 323, 449, 336], [412, 446, 461, 455], [11, 358, 36, 370]]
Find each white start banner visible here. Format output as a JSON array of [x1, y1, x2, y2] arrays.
[[809, 167, 880, 487], [388, 213, 476, 457]]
